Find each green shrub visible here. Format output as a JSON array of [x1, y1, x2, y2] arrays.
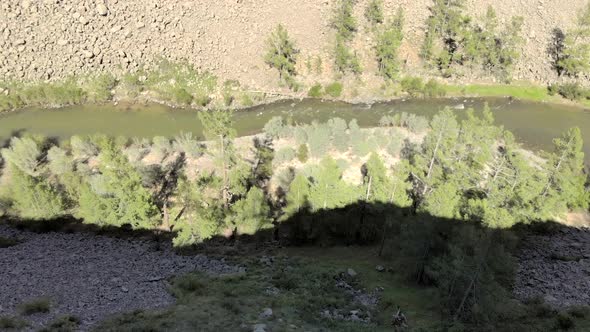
[[297, 144, 309, 163], [194, 92, 211, 107], [365, 0, 384, 26], [423, 79, 446, 97], [19, 297, 51, 315], [263, 116, 285, 139], [40, 315, 80, 332], [307, 123, 331, 157], [172, 274, 206, 297], [405, 114, 430, 133], [549, 83, 589, 101], [0, 316, 28, 330], [0, 236, 19, 248], [308, 83, 324, 98], [400, 77, 424, 97], [387, 135, 403, 156], [274, 147, 297, 166], [556, 312, 575, 330], [84, 73, 116, 103], [325, 82, 343, 97]]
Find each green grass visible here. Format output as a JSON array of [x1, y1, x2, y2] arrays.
[[95, 245, 442, 331], [0, 316, 28, 330], [445, 83, 551, 102], [39, 315, 81, 332], [18, 297, 51, 315], [0, 236, 19, 248]]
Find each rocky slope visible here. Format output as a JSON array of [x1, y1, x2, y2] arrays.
[[0, 0, 587, 93], [0, 224, 244, 331], [514, 226, 590, 308]]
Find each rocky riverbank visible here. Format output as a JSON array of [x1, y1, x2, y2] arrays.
[[0, 224, 244, 331]]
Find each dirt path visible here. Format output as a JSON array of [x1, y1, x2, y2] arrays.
[[0, 224, 243, 331]]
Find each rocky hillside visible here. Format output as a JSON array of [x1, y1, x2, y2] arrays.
[[0, 0, 587, 92]]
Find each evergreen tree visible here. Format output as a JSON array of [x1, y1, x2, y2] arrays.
[[538, 127, 588, 216], [412, 107, 459, 197], [309, 157, 356, 210], [365, 0, 384, 26], [265, 24, 299, 90], [8, 166, 65, 220], [375, 8, 404, 80], [227, 187, 272, 235], [199, 110, 238, 208], [558, 2, 590, 76], [284, 173, 311, 219], [1, 137, 42, 177], [76, 138, 157, 229]]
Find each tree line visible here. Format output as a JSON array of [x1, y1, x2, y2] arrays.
[[0, 106, 586, 244], [265, 0, 590, 100]]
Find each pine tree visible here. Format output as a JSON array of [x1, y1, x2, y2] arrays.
[[1, 137, 42, 177], [365, 0, 384, 26], [309, 157, 356, 210], [199, 110, 238, 208], [375, 8, 404, 80], [558, 2, 590, 76], [8, 166, 65, 220], [265, 24, 299, 90], [283, 173, 311, 219], [76, 138, 157, 229], [538, 127, 588, 216], [227, 187, 272, 235]]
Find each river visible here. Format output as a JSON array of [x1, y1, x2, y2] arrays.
[[1, 97, 589, 161]]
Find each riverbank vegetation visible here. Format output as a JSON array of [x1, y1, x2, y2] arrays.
[[0, 106, 588, 330]]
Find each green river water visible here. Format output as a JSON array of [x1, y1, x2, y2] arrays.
[[1, 97, 589, 161]]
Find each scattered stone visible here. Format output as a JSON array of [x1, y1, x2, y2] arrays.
[[259, 307, 273, 319], [13, 39, 26, 46], [347, 268, 357, 277], [252, 323, 267, 332], [375, 265, 385, 272], [57, 39, 68, 46], [79, 16, 89, 25], [96, 4, 108, 16], [82, 50, 94, 59], [0, 224, 243, 330]]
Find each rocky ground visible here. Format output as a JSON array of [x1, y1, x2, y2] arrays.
[[0, 224, 244, 331], [514, 226, 590, 308], [1, 0, 588, 95]]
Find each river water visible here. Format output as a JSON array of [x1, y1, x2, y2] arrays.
[[1, 97, 589, 160]]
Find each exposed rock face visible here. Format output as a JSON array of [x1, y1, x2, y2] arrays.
[[0, 0, 588, 90], [514, 227, 590, 308], [0, 224, 244, 331]]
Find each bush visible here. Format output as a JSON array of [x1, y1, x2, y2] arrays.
[[40, 315, 80, 332], [400, 77, 424, 97], [405, 114, 430, 133], [0, 316, 27, 330], [274, 147, 296, 166], [308, 83, 324, 98], [423, 79, 446, 97], [549, 83, 589, 101], [263, 116, 285, 139], [307, 123, 331, 157], [325, 82, 343, 97], [365, 0, 384, 26], [173, 132, 202, 158], [297, 144, 309, 163], [19, 297, 51, 315], [387, 134, 403, 156], [556, 312, 575, 330]]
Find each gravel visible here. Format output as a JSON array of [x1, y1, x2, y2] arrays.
[[0, 224, 244, 331], [514, 226, 590, 308]]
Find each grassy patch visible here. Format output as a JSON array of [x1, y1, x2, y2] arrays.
[[0, 236, 19, 248], [18, 297, 51, 315], [39, 315, 80, 332], [0, 316, 28, 330], [96, 246, 442, 331], [445, 83, 550, 102]]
